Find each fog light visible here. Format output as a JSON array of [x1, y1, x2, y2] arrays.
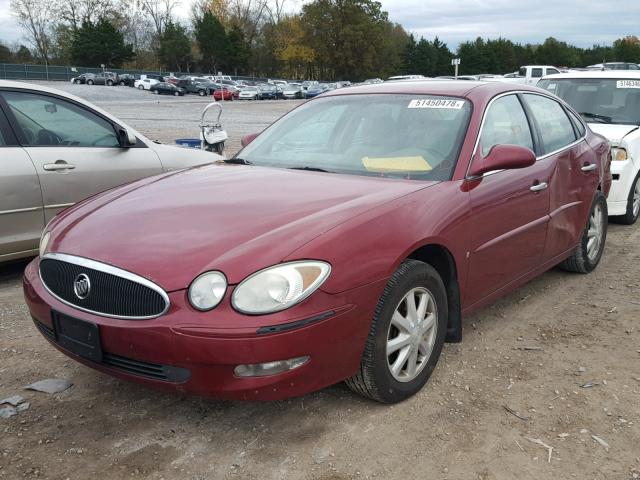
[[234, 356, 310, 377]]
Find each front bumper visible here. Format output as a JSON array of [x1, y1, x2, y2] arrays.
[[607, 159, 637, 216], [24, 257, 384, 400]]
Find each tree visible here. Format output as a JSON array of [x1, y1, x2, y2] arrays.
[[14, 45, 34, 63], [10, 0, 54, 63], [225, 24, 250, 74], [139, 0, 179, 37], [0, 43, 12, 62], [70, 19, 134, 67], [301, 0, 402, 81], [158, 21, 191, 71], [612, 36, 640, 63], [193, 11, 228, 73]]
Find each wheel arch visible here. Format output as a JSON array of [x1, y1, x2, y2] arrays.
[[406, 243, 462, 343]]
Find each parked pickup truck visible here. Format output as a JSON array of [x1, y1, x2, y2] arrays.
[[495, 65, 562, 85]]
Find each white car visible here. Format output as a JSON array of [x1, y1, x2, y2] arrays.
[[539, 71, 640, 224], [0, 80, 223, 262], [238, 86, 259, 100], [134, 78, 159, 90]]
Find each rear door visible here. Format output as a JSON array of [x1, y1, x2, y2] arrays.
[[0, 104, 44, 258], [521, 93, 598, 258], [466, 93, 554, 305], [1, 89, 163, 223]]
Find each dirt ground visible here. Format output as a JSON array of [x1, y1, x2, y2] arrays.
[[1, 82, 640, 480]]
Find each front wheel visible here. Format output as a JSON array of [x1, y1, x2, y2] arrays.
[[107, 80, 113, 86], [198, 90, 206, 96], [138, 85, 144, 90], [346, 260, 447, 403], [87, 80, 94, 85], [153, 89, 159, 95], [120, 81, 125, 86], [561, 191, 607, 273], [174, 91, 180, 96], [613, 171, 640, 225]]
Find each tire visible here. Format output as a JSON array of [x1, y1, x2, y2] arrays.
[[174, 91, 180, 96], [87, 80, 94, 85], [107, 80, 113, 86], [138, 85, 144, 90], [612, 171, 640, 225], [198, 90, 206, 96], [120, 81, 125, 86], [346, 259, 447, 403], [560, 191, 607, 273], [74, 80, 81, 84], [153, 89, 159, 95]]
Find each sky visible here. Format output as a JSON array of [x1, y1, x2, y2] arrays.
[[1, 0, 639, 50]]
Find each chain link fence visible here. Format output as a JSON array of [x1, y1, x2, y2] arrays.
[[0, 63, 276, 83]]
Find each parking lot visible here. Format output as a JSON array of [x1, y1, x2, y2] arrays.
[[1, 82, 640, 480]]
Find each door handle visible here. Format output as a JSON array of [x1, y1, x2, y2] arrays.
[[530, 182, 548, 192], [43, 162, 76, 171], [581, 163, 597, 172]]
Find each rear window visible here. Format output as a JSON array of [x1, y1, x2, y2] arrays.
[[522, 94, 576, 153], [531, 68, 543, 78]]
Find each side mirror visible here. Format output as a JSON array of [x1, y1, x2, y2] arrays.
[[117, 126, 137, 148], [468, 144, 536, 177], [241, 132, 259, 147]]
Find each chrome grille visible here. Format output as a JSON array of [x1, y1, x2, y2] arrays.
[[39, 253, 169, 319]]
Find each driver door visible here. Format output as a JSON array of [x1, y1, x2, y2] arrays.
[[0, 90, 162, 222]]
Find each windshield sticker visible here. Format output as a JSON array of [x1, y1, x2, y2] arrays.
[[408, 99, 465, 109], [617, 80, 640, 89], [361, 156, 432, 173]]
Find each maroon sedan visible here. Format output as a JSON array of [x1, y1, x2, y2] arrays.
[[24, 81, 611, 403]]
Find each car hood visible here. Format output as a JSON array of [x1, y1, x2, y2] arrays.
[[588, 124, 640, 145], [48, 164, 435, 291]]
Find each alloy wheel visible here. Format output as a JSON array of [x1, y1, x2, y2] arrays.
[[386, 287, 438, 382], [587, 202, 604, 261]]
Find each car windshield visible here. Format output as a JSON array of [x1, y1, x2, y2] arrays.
[[538, 78, 640, 125], [238, 94, 472, 181]]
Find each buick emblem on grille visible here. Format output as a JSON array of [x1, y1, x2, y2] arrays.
[[73, 273, 91, 300]]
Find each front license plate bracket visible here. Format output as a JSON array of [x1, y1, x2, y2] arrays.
[[52, 312, 103, 363]]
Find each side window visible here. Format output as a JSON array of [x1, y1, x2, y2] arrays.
[[567, 109, 586, 137], [479, 95, 534, 157], [531, 68, 543, 78], [523, 94, 577, 153], [2, 91, 119, 147]]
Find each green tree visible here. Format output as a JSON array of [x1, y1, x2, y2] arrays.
[[301, 0, 403, 81], [159, 21, 191, 71], [535, 37, 580, 67], [0, 43, 12, 62], [193, 11, 228, 73], [612, 36, 640, 63], [225, 25, 250, 74], [14, 45, 34, 63], [70, 19, 134, 67]]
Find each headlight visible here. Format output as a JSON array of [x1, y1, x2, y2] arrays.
[[188, 271, 227, 311], [232, 261, 331, 314], [39, 231, 50, 257], [611, 147, 627, 161]]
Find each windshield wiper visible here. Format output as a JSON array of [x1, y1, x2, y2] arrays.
[[223, 157, 253, 165], [579, 112, 612, 124], [288, 166, 333, 173]]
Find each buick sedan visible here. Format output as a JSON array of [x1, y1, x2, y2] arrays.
[[24, 81, 611, 403]]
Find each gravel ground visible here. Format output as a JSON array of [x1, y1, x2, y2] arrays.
[[1, 81, 640, 480], [24, 81, 304, 156]]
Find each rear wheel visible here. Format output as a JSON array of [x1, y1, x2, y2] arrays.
[[346, 260, 447, 403], [107, 80, 113, 86], [561, 191, 607, 273], [153, 89, 159, 95], [119, 81, 125, 86], [138, 85, 144, 90], [613, 171, 640, 225], [198, 89, 206, 96], [87, 80, 94, 85], [174, 91, 180, 96]]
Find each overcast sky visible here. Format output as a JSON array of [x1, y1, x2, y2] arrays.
[[1, 0, 639, 50]]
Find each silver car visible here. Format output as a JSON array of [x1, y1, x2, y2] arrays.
[[0, 80, 222, 262]]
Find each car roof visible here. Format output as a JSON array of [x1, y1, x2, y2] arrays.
[[542, 70, 640, 80], [323, 79, 541, 100]]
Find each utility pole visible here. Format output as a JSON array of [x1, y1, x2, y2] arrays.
[[452, 58, 461, 79]]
